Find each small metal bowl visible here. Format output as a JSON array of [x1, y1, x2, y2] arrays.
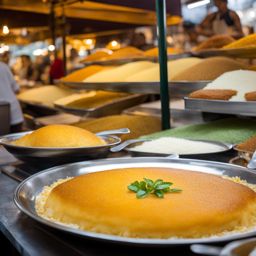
[[0, 131, 121, 165]]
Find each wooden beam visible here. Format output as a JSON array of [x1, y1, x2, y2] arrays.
[[0, 2, 181, 26]]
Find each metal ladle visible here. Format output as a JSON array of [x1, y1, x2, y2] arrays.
[[110, 138, 151, 153], [96, 128, 130, 136]]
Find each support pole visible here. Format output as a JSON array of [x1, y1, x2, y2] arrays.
[[156, 0, 171, 130], [50, 2, 57, 60], [61, 11, 67, 76]]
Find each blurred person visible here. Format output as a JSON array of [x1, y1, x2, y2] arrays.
[[49, 51, 64, 83], [130, 32, 153, 50], [183, 21, 198, 50], [67, 48, 80, 72], [197, 0, 243, 39], [0, 61, 24, 132], [34, 55, 50, 82], [0, 51, 10, 65], [18, 55, 36, 81]]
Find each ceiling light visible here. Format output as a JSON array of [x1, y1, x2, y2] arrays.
[[48, 45, 55, 51], [2, 25, 9, 35], [84, 39, 93, 45], [106, 40, 121, 50], [187, 0, 210, 9]]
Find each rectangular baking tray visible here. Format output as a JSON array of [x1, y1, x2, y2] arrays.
[[185, 97, 256, 116], [60, 81, 208, 96], [192, 46, 256, 59], [54, 94, 148, 117], [19, 100, 59, 116]]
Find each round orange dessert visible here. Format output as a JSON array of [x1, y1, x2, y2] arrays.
[[36, 168, 256, 238], [13, 125, 105, 148]]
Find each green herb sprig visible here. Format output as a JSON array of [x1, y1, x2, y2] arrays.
[[128, 178, 182, 199]]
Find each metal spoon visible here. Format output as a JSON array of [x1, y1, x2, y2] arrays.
[[96, 128, 130, 136], [247, 151, 256, 170], [110, 138, 151, 153]]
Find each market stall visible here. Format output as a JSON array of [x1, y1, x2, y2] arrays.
[[1, 0, 256, 255]]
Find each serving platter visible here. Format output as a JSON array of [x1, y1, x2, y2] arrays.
[[61, 81, 208, 96], [0, 131, 121, 164], [185, 97, 256, 116], [14, 157, 256, 246]]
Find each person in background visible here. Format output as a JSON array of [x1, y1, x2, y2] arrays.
[[130, 32, 153, 50], [67, 48, 79, 72], [0, 61, 24, 132], [33, 55, 51, 82], [18, 55, 35, 81], [183, 21, 199, 50], [0, 51, 10, 65], [196, 0, 244, 39], [49, 51, 64, 83]]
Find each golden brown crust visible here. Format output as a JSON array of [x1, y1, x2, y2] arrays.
[[245, 91, 256, 101], [189, 89, 237, 100], [40, 168, 256, 238]]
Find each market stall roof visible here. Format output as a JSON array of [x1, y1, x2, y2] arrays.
[[0, 0, 181, 28]]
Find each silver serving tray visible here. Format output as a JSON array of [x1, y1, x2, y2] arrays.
[[125, 139, 233, 160], [61, 81, 208, 96], [0, 131, 121, 164], [14, 157, 256, 246], [185, 98, 256, 116], [54, 94, 148, 117]]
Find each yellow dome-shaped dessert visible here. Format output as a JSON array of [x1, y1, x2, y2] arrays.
[[13, 125, 105, 148], [36, 168, 256, 238]]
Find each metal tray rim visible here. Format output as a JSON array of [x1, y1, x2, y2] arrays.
[[0, 131, 121, 150], [13, 157, 256, 246], [184, 97, 256, 116]]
